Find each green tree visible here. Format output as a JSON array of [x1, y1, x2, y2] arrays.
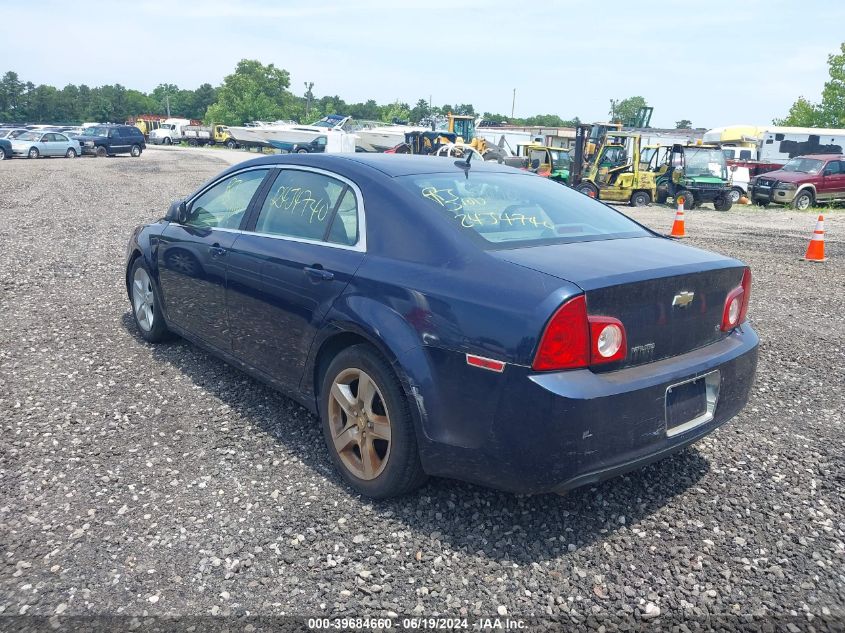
[[0, 71, 24, 120], [609, 96, 648, 126], [205, 59, 292, 125], [409, 98, 430, 123], [381, 100, 410, 123], [675, 119, 692, 129], [777, 43, 845, 127]]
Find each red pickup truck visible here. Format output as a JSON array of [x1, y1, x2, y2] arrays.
[[748, 154, 845, 209]]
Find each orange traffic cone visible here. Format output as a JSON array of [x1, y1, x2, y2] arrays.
[[801, 214, 827, 262], [669, 203, 687, 238]]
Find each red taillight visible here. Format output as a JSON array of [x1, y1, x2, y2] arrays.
[[532, 296, 627, 371], [721, 267, 752, 332], [532, 295, 590, 371]]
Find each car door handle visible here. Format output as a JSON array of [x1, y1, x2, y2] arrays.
[[304, 266, 334, 281], [209, 244, 227, 258]]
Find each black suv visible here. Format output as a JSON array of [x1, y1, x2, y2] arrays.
[[76, 124, 146, 157]]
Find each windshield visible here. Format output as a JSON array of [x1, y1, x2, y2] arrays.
[[17, 132, 41, 141], [781, 157, 824, 174], [82, 127, 109, 136], [550, 150, 571, 166], [398, 171, 649, 247], [684, 148, 727, 179]]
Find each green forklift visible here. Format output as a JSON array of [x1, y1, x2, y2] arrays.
[[650, 144, 734, 211]]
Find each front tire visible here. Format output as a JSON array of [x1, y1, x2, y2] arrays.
[[95, 146, 107, 158], [319, 345, 427, 498], [65, 148, 77, 158], [130, 144, 142, 157], [673, 189, 694, 210], [630, 191, 650, 207], [129, 258, 170, 343], [0, 148, 6, 160], [163, 137, 172, 146], [576, 182, 599, 199], [792, 190, 814, 210], [713, 193, 733, 211], [28, 147, 40, 159]]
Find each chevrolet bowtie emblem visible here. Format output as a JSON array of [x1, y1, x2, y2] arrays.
[[672, 291, 695, 308]]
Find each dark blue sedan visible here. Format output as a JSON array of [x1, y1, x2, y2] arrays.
[[125, 154, 758, 498]]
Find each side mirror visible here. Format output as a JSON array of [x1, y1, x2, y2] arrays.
[[167, 199, 188, 223]]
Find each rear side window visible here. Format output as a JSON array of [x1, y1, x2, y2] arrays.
[[187, 169, 269, 229], [398, 172, 649, 247], [253, 169, 358, 244]]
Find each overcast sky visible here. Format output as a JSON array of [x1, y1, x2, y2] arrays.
[[3, 0, 844, 128]]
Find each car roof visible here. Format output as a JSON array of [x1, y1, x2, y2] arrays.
[[228, 152, 529, 178], [796, 153, 845, 160]]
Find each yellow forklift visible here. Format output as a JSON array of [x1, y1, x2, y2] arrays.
[[571, 130, 657, 207]]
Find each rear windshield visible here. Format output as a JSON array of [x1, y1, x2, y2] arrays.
[[397, 171, 649, 246]]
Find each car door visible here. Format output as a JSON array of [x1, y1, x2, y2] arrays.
[[40, 133, 57, 156], [107, 128, 124, 153], [53, 133, 70, 155], [226, 167, 366, 391], [821, 159, 845, 199], [157, 167, 273, 350]]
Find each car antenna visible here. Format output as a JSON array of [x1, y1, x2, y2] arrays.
[[455, 150, 473, 172]]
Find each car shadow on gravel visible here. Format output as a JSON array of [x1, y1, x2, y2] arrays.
[[123, 311, 711, 563]]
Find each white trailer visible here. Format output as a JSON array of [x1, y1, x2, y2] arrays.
[[757, 127, 845, 163]]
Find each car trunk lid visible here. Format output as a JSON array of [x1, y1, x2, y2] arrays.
[[491, 236, 746, 369]]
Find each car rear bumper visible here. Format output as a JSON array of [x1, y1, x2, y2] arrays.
[[417, 325, 758, 494]]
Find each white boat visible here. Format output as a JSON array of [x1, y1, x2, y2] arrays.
[[354, 122, 428, 153], [228, 114, 352, 147]]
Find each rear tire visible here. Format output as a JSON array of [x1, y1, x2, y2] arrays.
[[576, 182, 599, 199], [65, 148, 77, 158], [319, 344, 427, 498], [791, 189, 814, 210], [630, 191, 650, 207], [296, 148, 309, 154], [130, 144, 142, 157], [28, 147, 40, 159]]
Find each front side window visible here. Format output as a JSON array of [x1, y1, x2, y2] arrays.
[[823, 160, 841, 175], [399, 171, 649, 247], [254, 169, 357, 244], [186, 169, 269, 229]]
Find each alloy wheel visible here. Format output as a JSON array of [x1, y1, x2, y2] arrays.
[[328, 368, 392, 480], [132, 267, 155, 332]]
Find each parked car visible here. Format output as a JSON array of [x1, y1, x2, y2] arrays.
[[77, 124, 146, 157], [0, 138, 10, 160], [0, 128, 30, 140], [125, 154, 758, 498], [748, 154, 845, 209], [9, 131, 81, 158]]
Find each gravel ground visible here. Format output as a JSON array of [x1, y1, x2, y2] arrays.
[[1, 148, 843, 630]]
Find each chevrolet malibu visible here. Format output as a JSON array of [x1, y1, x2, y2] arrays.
[[125, 154, 758, 498]]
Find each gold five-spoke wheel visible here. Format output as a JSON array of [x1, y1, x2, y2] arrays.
[[328, 368, 392, 480]]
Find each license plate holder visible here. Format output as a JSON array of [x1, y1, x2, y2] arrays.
[[665, 371, 720, 437]]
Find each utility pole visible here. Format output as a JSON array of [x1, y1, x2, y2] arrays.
[[511, 88, 515, 119], [304, 81, 314, 119], [165, 93, 171, 117]]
